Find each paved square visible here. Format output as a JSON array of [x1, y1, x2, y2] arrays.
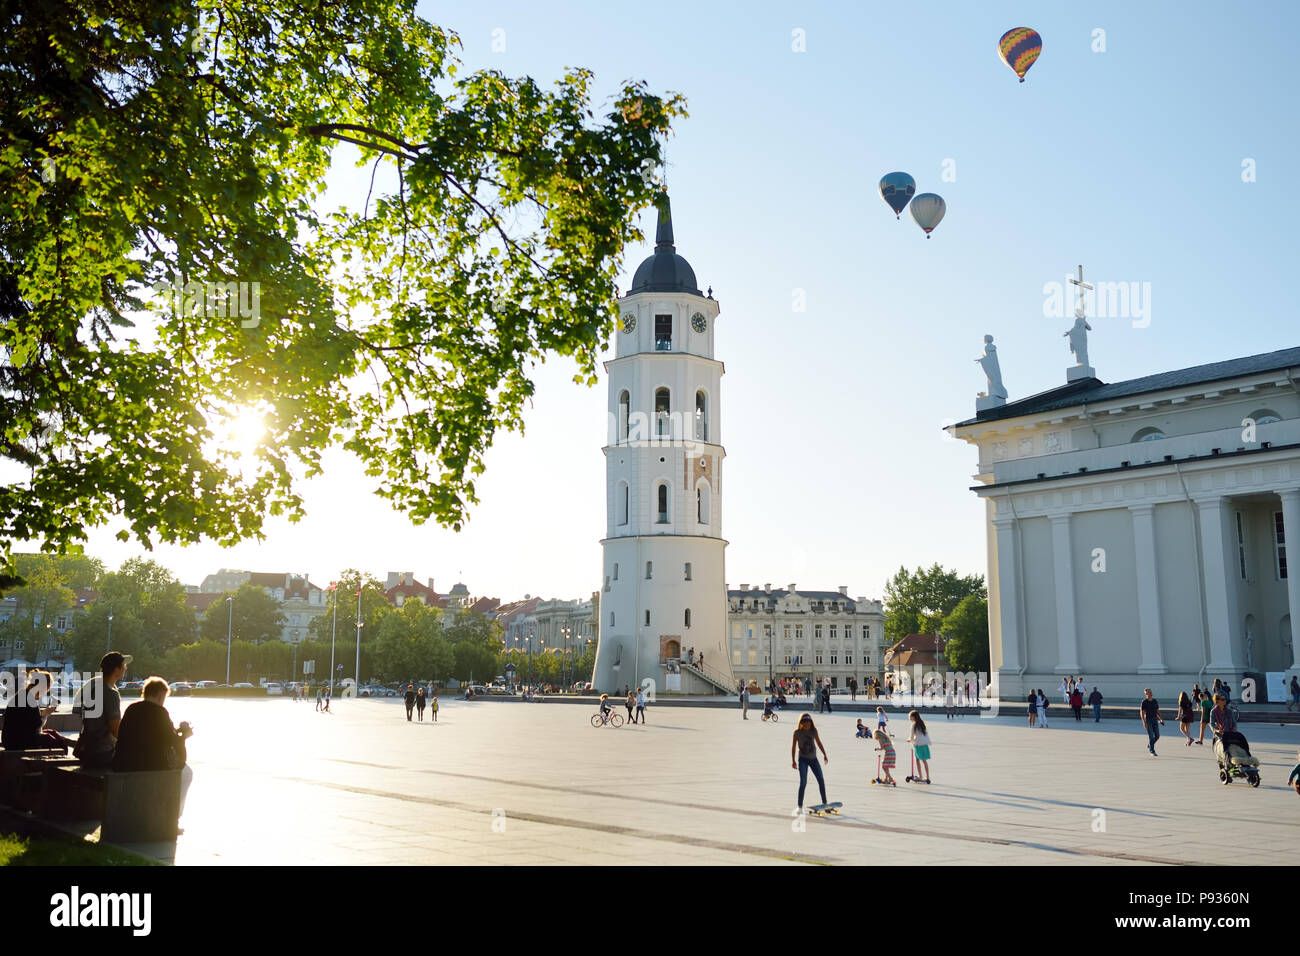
[[130, 696, 1300, 866]]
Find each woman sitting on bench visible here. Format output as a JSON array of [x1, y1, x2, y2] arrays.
[[113, 677, 194, 820], [2, 670, 76, 752]]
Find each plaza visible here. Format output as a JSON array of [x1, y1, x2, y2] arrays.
[[79, 696, 1300, 866]]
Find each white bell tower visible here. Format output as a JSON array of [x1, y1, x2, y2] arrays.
[[592, 194, 733, 695]]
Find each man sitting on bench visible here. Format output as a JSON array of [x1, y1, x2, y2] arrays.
[[113, 677, 193, 821], [74, 652, 127, 770], [2, 670, 76, 752]]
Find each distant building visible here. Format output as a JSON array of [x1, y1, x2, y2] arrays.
[[384, 571, 438, 608], [727, 584, 886, 690], [199, 569, 327, 643], [884, 633, 949, 672]]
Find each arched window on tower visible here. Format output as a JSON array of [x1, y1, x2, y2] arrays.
[[618, 481, 629, 526], [695, 390, 708, 441], [1249, 408, 1282, 426], [655, 388, 671, 438], [697, 480, 711, 525], [1132, 426, 1166, 442], [684, 608, 692, 628], [618, 390, 630, 442], [657, 483, 669, 524]]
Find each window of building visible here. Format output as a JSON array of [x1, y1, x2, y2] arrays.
[[830, 655, 838, 665], [864, 626, 870, 640], [1236, 511, 1247, 580], [55, 614, 68, 631], [697, 482, 710, 524], [646, 561, 653, 580], [618, 390, 630, 441], [783, 654, 792, 665], [618, 483, 629, 525], [695, 390, 708, 441], [655, 314, 672, 351], [748, 650, 757, 665], [655, 387, 671, 437], [684, 562, 692, 581], [656, 483, 669, 523], [1249, 409, 1282, 426], [815, 654, 823, 665], [613, 562, 619, 581], [865, 654, 871, 665], [814, 624, 822, 640], [610, 612, 615, 626], [684, 609, 692, 628], [1275, 511, 1288, 580], [645, 609, 651, 626], [830, 625, 837, 639], [845, 655, 853, 665], [14, 640, 24, 652], [1132, 426, 1166, 442], [783, 625, 791, 640], [795, 625, 803, 640]]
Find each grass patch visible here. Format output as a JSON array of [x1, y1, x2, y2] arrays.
[[0, 830, 161, 866]]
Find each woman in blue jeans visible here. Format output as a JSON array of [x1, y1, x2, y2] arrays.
[[791, 713, 830, 810]]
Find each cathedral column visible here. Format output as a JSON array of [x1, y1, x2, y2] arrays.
[[1049, 514, 1081, 673], [993, 516, 1023, 673], [1130, 503, 1168, 673], [1278, 488, 1300, 672], [1195, 495, 1237, 672]]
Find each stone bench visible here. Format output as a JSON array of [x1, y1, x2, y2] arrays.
[[0, 749, 74, 808], [41, 765, 182, 843]]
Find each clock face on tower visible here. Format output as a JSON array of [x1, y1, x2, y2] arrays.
[[691, 312, 707, 333], [621, 314, 636, 333]]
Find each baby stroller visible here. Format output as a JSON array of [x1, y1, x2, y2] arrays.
[[1214, 730, 1261, 787]]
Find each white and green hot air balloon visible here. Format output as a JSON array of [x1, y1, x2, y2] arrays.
[[910, 193, 946, 238]]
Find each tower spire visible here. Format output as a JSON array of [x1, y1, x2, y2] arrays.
[[655, 192, 675, 251]]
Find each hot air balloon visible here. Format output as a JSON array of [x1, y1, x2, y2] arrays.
[[910, 193, 946, 238], [998, 27, 1042, 83], [878, 172, 916, 219]]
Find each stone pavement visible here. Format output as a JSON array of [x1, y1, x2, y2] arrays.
[[107, 696, 1300, 865]]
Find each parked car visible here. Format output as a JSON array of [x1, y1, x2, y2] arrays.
[[465, 684, 489, 699], [265, 683, 284, 695], [194, 680, 218, 689], [170, 682, 193, 696], [233, 682, 254, 688]]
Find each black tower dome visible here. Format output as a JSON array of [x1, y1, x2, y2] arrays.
[[628, 193, 701, 296]]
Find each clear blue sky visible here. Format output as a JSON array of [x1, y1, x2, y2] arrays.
[[86, 0, 1300, 603]]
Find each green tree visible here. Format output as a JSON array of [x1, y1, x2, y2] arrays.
[[0, 1, 685, 584], [308, 571, 390, 644], [941, 593, 990, 674], [199, 582, 284, 645], [882, 564, 986, 644], [64, 557, 192, 675]]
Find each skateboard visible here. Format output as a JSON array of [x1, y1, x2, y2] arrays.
[[807, 802, 842, 817]]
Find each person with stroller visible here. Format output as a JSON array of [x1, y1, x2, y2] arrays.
[[1210, 692, 1260, 782]]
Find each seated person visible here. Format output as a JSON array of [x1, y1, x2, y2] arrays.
[[855, 718, 870, 738], [113, 676, 193, 821], [762, 697, 774, 718], [74, 651, 127, 769], [2, 670, 76, 751]]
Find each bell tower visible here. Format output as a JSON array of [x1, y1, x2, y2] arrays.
[[592, 194, 733, 695]]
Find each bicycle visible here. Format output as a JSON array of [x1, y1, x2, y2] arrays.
[[761, 708, 780, 723], [591, 709, 624, 728]]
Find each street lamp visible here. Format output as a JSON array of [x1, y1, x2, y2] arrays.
[[224, 595, 233, 684], [354, 586, 364, 691]]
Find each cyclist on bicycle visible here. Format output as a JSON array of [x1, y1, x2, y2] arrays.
[[599, 693, 612, 720], [762, 696, 775, 720]]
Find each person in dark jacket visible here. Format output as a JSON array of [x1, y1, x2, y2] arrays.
[[1088, 687, 1104, 722], [404, 684, 416, 721], [113, 676, 193, 819], [1069, 688, 1084, 721], [415, 685, 427, 721], [2, 670, 75, 751]]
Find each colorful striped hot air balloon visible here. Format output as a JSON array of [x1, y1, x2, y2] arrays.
[[999, 27, 1042, 83]]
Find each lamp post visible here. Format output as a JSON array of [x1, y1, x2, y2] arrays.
[[328, 584, 338, 700], [224, 595, 233, 684], [354, 586, 363, 692]]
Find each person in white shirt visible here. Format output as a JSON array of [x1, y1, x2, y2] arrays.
[[907, 710, 932, 783], [1058, 678, 1071, 704]]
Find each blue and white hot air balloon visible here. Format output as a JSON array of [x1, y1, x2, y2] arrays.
[[878, 172, 916, 220]]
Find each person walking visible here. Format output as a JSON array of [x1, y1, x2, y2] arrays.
[[849, 676, 857, 702], [625, 689, 636, 724], [1036, 689, 1050, 728], [1195, 689, 1210, 744], [404, 684, 417, 721], [1176, 691, 1195, 745], [906, 710, 932, 783], [1069, 687, 1084, 722], [1139, 688, 1164, 756], [315, 687, 323, 712], [430, 688, 439, 723], [1058, 677, 1071, 705], [322, 687, 330, 712], [741, 683, 750, 720], [1289, 675, 1300, 713], [1088, 685, 1104, 723], [416, 685, 427, 722], [1027, 690, 1038, 728], [790, 714, 830, 811], [822, 683, 832, 714], [635, 686, 647, 725]]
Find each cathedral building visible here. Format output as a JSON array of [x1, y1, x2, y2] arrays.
[[952, 315, 1300, 701]]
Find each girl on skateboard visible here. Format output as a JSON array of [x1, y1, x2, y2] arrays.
[[873, 728, 897, 785], [791, 713, 830, 811], [906, 710, 931, 783]]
